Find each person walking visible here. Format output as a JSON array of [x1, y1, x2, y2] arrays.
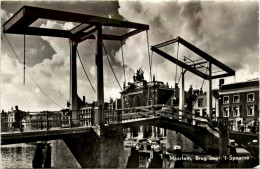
[[12, 105, 23, 131]]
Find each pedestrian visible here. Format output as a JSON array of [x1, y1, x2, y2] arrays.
[[12, 105, 22, 131]]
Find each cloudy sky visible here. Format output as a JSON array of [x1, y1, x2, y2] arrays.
[[1, 0, 259, 111]]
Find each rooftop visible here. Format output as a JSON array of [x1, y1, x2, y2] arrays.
[[220, 80, 259, 91]]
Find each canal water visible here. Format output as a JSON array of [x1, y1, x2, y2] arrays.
[[1, 127, 258, 168], [1, 143, 37, 168]]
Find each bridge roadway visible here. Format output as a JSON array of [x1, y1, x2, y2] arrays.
[[1, 127, 92, 145]]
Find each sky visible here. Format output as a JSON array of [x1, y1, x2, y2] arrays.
[[1, 0, 259, 111]]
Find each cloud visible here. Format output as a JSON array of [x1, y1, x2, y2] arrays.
[[1, 21, 79, 111], [90, 66, 96, 77], [117, 1, 259, 90], [1, 1, 258, 112], [1, 1, 127, 111], [1, 9, 13, 22]]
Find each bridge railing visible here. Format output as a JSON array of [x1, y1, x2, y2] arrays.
[[148, 106, 221, 133], [1, 110, 93, 132], [103, 105, 168, 125]]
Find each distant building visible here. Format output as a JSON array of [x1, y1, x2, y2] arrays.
[[192, 89, 219, 120], [219, 80, 259, 131], [1, 110, 8, 132], [121, 68, 176, 110]]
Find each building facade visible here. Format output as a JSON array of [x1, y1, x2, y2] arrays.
[[121, 69, 175, 110], [192, 89, 219, 120], [219, 80, 259, 131]]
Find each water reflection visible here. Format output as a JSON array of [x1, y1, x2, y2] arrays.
[[1, 143, 37, 168]]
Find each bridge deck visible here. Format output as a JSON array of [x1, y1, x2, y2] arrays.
[[1, 127, 92, 145]]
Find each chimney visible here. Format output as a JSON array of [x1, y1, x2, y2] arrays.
[[219, 79, 224, 87], [200, 88, 203, 94], [83, 96, 85, 104]]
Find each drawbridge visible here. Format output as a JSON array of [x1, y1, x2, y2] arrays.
[[2, 105, 259, 158], [2, 6, 258, 161]]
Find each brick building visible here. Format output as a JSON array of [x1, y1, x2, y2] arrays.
[[120, 69, 175, 110], [219, 80, 259, 131]]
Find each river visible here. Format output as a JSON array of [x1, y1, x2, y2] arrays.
[[1, 127, 258, 168], [1, 143, 37, 168]]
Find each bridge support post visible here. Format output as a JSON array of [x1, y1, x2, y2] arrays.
[[207, 62, 212, 118], [96, 25, 104, 126], [100, 126, 124, 168], [179, 71, 185, 120], [219, 118, 229, 159], [69, 40, 79, 127]]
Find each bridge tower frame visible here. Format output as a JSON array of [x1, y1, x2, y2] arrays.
[[151, 37, 235, 119], [2, 6, 149, 126]]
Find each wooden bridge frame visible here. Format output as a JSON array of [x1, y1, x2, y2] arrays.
[[151, 37, 235, 118], [3, 6, 149, 126]]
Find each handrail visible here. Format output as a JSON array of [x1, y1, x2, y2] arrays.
[[1, 110, 93, 132]]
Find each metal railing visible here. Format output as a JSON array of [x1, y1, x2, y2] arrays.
[[1, 110, 93, 132], [3, 105, 249, 134], [103, 105, 164, 125]]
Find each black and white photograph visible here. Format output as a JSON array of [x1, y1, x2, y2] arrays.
[[1, 0, 259, 168]]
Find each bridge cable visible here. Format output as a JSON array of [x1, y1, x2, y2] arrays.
[[102, 42, 123, 91], [23, 34, 26, 85], [76, 49, 96, 93], [3, 33, 63, 109], [234, 74, 237, 96], [102, 42, 136, 108], [146, 30, 152, 81], [173, 42, 180, 101], [175, 42, 180, 86], [200, 67, 208, 89], [146, 30, 153, 106], [120, 41, 126, 85], [165, 43, 181, 105]]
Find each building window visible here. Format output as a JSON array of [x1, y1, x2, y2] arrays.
[[198, 98, 204, 107], [212, 108, 216, 115], [233, 95, 239, 103], [195, 109, 200, 117], [202, 109, 207, 117], [223, 107, 229, 117], [223, 96, 229, 104], [233, 106, 240, 117], [247, 93, 254, 102], [247, 105, 254, 116]]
